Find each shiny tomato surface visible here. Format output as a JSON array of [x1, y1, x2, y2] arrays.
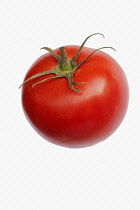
[[21, 46, 129, 148]]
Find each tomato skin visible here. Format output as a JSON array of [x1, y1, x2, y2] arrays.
[[22, 46, 129, 148]]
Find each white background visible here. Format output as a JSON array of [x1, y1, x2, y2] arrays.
[[0, 0, 140, 209]]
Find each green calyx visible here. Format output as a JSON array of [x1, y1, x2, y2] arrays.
[[19, 33, 116, 92]]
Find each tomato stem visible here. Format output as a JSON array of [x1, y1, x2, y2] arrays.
[[59, 47, 73, 72], [19, 33, 115, 92]]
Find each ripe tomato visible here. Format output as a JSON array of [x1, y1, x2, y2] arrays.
[[20, 34, 129, 148]]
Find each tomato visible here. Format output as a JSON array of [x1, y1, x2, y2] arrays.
[[20, 34, 129, 148]]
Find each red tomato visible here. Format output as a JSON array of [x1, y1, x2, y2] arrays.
[[20, 35, 129, 148]]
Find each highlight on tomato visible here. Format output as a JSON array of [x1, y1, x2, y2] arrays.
[[19, 33, 129, 148]]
